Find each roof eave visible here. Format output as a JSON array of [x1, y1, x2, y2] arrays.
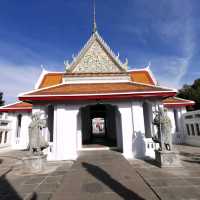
[[19, 91, 176, 102], [0, 108, 32, 113]]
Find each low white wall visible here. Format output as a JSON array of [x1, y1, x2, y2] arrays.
[[182, 110, 200, 146], [7, 113, 31, 150]]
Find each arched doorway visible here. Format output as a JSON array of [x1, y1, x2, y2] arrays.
[[80, 104, 122, 150]]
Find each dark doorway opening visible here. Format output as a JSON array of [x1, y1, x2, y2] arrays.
[[81, 104, 117, 148]]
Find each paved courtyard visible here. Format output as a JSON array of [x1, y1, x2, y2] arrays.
[[0, 145, 199, 200]]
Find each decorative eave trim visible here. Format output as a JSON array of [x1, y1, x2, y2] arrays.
[[67, 32, 127, 72], [164, 102, 195, 107], [0, 108, 32, 113], [19, 90, 176, 102]]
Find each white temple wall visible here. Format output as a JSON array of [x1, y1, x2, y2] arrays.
[[166, 107, 187, 144], [115, 102, 134, 159], [11, 113, 31, 149], [52, 104, 79, 160]]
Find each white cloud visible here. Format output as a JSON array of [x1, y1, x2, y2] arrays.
[[0, 61, 41, 104]]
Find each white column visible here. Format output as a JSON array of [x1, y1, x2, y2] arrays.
[[118, 103, 134, 159], [54, 105, 79, 160], [131, 101, 146, 158], [132, 102, 145, 134], [77, 110, 82, 150]]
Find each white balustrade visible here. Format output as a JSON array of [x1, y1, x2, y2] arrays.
[[182, 110, 200, 146]]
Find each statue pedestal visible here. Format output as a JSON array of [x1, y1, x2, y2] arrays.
[[155, 150, 181, 168], [22, 154, 47, 173]]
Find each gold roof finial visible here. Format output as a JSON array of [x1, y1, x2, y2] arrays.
[[92, 0, 97, 33]]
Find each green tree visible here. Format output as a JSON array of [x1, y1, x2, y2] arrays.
[[177, 78, 200, 110], [0, 92, 4, 106]]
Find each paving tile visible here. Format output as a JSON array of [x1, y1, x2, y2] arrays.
[[23, 176, 46, 185], [18, 184, 38, 193], [36, 183, 58, 193], [154, 186, 200, 200], [147, 178, 190, 187], [43, 175, 64, 184], [185, 177, 200, 185]]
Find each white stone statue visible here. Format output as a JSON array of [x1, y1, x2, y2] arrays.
[[153, 107, 172, 151], [28, 112, 49, 155]]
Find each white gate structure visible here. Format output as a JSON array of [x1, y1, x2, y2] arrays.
[[0, 114, 11, 148], [182, 110, 200, 146]]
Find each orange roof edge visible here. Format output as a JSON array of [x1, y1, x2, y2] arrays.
[[0, 102, 32, 113], [163, 97, 195, 107], [128, 67, 157, 85]]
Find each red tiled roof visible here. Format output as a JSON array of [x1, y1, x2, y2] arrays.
[[39, 73, 63, 89], [163, 97, 195, 107], [0, 102, 32, 113], [38, 70, 156, 89], [129, 70, 155, 85], [19, 82, 176, 102]]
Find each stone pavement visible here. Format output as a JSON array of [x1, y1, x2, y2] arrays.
[[0, 145, 200, 200], [0, 150, 73, 200], [130, 145, 200, 200], [52, 150, 159, 200]]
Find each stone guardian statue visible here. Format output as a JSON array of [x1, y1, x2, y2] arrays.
[[153, 107, 172, 151], [28, 112, 49, 155]]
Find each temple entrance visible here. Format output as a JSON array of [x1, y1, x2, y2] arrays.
[[80, 104, 120, 149]]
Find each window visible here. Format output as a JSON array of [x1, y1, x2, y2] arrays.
[[195, 114, 200, 118], [4, 131, 7, 143], [185, 115, 193, 119], [186, 124, 190, 136], [196, 123, 200, 136], [16, 114, 22, 138], [48, 105, 54, 142], [191, 124, 195, 136], [0, 131, 2, 143], [173, 109, 179, 132]]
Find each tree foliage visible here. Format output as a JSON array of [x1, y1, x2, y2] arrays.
[[0, 92, 4, 106], [177, 78, 200, 110]]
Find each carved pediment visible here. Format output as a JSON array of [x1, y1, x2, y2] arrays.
[[67, 32, 128, 73]]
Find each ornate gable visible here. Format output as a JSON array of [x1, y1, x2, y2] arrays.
[[66, 32, 128, 73]]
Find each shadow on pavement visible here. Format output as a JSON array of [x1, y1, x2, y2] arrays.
[[82, 162, 146, 200], [0, 169, 22, 200], [179, 151, 200, 164]]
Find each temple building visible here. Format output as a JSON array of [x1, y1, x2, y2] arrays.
[[0, 30, 195, 160]]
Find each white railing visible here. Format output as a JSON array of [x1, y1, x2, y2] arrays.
[[182, 110, 200, 146]]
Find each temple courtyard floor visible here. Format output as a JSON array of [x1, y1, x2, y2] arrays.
[[0, 145, 199, 200]]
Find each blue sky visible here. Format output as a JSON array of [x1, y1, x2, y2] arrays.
[[0, 0, 200, 103]]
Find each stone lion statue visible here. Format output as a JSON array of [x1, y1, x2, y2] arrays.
[[153, 107, 172, 151], [28, 112, 49, 155]]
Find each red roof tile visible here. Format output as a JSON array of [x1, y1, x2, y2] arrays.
[[20, 82, 176, 102], [0, 102, 32, 113], [163, 97, 195, 107]]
